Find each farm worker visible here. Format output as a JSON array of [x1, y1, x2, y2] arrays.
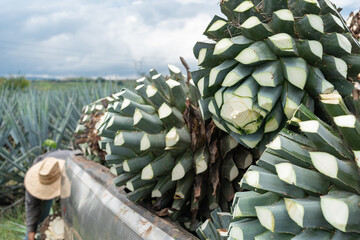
[[24, 150, 71, 240]]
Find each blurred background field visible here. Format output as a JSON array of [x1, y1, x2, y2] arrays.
[[0, 77, 134, 205], [0, 203, 26, 240], [0, 76, 135, 239]]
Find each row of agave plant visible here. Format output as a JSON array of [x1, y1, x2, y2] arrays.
[[74, 0, 360, 238]]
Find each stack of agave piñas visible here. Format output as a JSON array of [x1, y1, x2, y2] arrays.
[[192, 0, 360, 150], [219, 93, 360, 240], [94, 64, 255, 223], [74, 94, 121, 165], [194, 0, 360, 238]]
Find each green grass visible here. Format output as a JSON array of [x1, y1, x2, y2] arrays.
[[0, 76, 30, 90], [0, 203, 26, 240], [0, 76, 137, 92], [31, 79, 117, 91], [30, 79, 137, 91]]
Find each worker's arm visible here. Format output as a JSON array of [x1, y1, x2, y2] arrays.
[[25, 190, 42, 236], [27, 231, 36, 240]]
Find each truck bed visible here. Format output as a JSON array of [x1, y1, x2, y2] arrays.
[[61, 152, 198, 240]]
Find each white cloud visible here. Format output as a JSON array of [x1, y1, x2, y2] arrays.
[[174, 0, 208, 4], [132, 1, 143, 5], [332, 0, 359, 8], [4, 0, 358, 78], [0, 0, 217, 77]]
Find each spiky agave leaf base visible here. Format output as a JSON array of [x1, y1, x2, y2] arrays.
[[226, 93, 360, 239], [192, 0, 360, 149], [74, 96, 118, 165], [196, 208, 232, 240]]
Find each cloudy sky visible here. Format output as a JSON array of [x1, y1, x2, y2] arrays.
[[0, 0, 359, 79]]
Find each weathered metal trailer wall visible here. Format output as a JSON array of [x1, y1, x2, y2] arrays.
[[61, 152, 198, 240]]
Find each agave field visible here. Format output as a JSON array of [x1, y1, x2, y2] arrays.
[[0, 80, 124, 205]]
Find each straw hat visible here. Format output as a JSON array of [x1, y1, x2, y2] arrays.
[[24, 157, 65, 200]]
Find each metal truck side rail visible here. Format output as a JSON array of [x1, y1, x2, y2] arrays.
[[61, 153, 198, 240]]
